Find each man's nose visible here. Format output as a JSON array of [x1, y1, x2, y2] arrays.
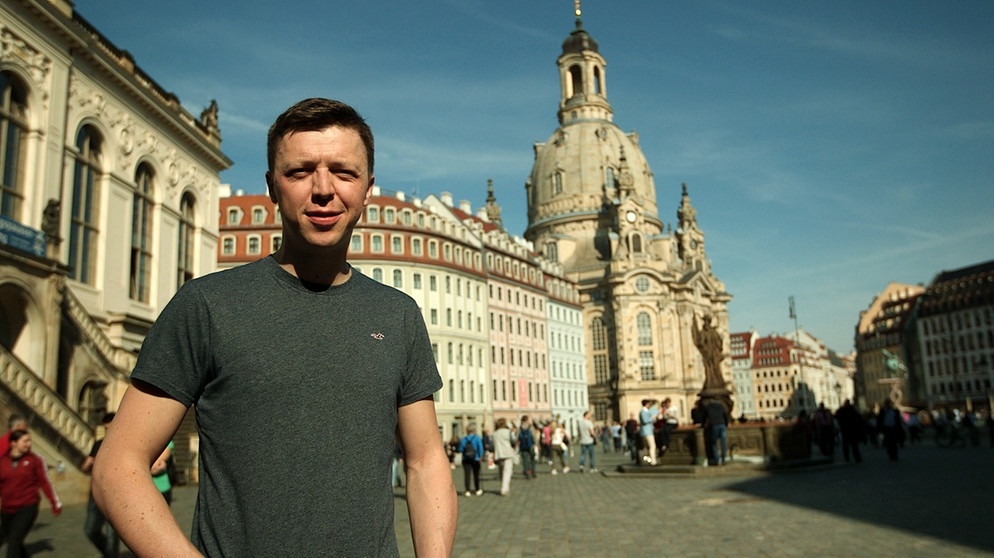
[[311, 168, 336, 198]]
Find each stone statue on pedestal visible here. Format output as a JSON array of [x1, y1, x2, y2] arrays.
[[693, 314, 733, 414]]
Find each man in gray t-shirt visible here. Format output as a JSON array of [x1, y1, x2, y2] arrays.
[[578, 411, 598, 473], [93, 98, 458, 556]]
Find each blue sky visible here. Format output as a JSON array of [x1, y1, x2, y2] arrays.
[[77, 1, 993, 353]]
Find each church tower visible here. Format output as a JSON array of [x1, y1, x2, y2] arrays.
[[524, 6, 733, 423]]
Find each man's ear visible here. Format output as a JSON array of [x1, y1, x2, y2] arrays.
[[266, 172, 278, 204], [363, 175, 375, 206]]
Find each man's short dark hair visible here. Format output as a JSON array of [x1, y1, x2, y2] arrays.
[[267, 98, 374, 176]]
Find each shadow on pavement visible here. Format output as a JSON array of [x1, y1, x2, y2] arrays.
[[722, 443, 994, 553]]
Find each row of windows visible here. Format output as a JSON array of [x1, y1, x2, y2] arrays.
[[758, 383, 794, 394], [485, 252, 544, 287], [922, 309, 994, 334], [220, 234, 282, 256], [490, 346, 546, 370], [362, 268, 577, 340], [490, 284, 544, 313], [430, 308, 483, 332], [492, 379, 549, 405], [551, 361, 584, 381], [926, 354, 993, 377], [446, 379, 485, 405], [548, 305, 582, 325], [549, 331, 582, 352], [757, 369, 798, 378], [351, 232, 483, 271], [225, 205, 278, 226], [552, 387, 588, 408], [2, 71, 198, 299], [371, 208, 553, 293], [361, 266, 483, 301], [433, 342, 486, 367], [489, 313, 545, 339], [923, 331, 994, 355], [930, 378, 992, 396], [757, 399, 789, 409]]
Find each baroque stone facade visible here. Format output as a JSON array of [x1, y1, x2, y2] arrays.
[[524, 17, 732, 425], [0, 0, 228, 502]]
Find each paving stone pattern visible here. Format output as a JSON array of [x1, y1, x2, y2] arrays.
[[14, 440, 993, 557]]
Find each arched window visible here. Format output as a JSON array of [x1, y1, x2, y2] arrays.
[[177, 192, 195, 287], [637, 312, 653, 345], [569, 65, 583, 98], [69, 125, 102, 283], [130, 163, 154, 302], [631, 233, 643, 254], [594, 66, 603, 95], [591, 316, 607, 351], [0, 72, 29, 219]]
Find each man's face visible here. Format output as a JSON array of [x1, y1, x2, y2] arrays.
[[267, 126, 373, 254], [11, 435, 30, 455]]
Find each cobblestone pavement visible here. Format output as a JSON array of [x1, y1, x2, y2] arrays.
[[15, 440, 993, 557]]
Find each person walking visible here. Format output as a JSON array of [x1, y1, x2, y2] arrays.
[[81, 413, 119, 557], [658, 398, 679, 457], [577, 411, 597, 473], [639, 399, 661, 465], [704, 399, 729, 466], [878, 399, 904, 462], [150, 441, 175, 506], [458, 425, 485, 496], [0, 430, 62, 556], [517, 416, 536, 479], [624, 413, 639, 463], [493, 418, 516, 496], [549, 421, 570, 475], [813, 403, 836, 457], [834, 399, 864, 464], [0, 415, 29, 459]]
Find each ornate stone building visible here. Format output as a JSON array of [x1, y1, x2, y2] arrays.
[[0, 0, 229, 501], [910, 260, 993, 412], [855, 282, 925, 410], [524, 15, 732, 424]]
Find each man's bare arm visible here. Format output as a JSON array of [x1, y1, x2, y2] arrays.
[[92, 381, 201, 557], [398, 398, 457, 557]]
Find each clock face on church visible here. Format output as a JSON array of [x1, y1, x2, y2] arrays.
[[625, 210, 637, 223]]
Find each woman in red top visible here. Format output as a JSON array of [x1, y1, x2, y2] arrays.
[[0, 430, 62, 557]]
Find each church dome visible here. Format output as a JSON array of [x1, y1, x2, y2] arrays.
[[562, 23, 599, 55], [526, 119, 659, 231]]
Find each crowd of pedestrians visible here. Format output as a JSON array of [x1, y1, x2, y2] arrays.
[[795, 397, 993, 463], [442, 413, 650, 497]]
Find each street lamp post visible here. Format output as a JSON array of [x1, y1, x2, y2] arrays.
[[789, 296, 809, 412]]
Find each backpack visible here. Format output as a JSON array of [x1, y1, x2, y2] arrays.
[[462, 438, 477, 461]]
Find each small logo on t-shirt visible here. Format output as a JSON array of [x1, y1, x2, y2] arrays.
[[370, 333, 385, 340]]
